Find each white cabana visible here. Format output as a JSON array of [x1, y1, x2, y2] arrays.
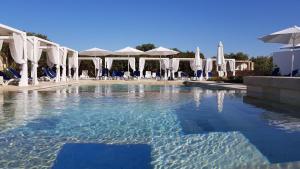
[[139, 57, 170, 79], [145, 47, 179, 79], [216, 41, 226, 77], [105, 57, 136, 75], [78, 57, 102, 78], [260, 26, 300, 76], [0, 24, 28, 86], [27, 36, 60, 84], [114, 47, 144, 74], [68, 50, 79, 80], [79, 48, 111, 78]]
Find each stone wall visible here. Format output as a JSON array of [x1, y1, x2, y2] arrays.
[[244, 76, 300, 107]]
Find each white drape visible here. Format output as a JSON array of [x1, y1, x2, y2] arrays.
[[129, 58, 136, 71], [0, 40, 3, 51], [161, 59, 169, 70], [73, 51, 79, 80], [228, 60, 235, 76], [93, 58, 101, 77], [171, 58, 180, 77], [9, 33, 25, 64], [139, 58, 145, 78], [47, 46, 59, 65], [205, 59, 213, 79], [106, 58, 113, 70], [27, 39, 42, 85], [60, 48, 68, 82], [190, 60, 197, 72]]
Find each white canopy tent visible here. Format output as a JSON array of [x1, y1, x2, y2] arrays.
[[114, 47, 144, 74], [105, 57, 136, 73], [78, 57, 102, 78], [145, 47, 179, 79], [260, 26, 300, 76], [27, 36, 60, 84], [0, 24, 28, 86], [139, 57, 170, 79], [79, 48, 111, 78]]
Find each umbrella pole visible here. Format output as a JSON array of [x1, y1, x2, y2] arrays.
[[160, 55, 162, 80], [128, 55, 130, 77], [291, 38, 295, 77]]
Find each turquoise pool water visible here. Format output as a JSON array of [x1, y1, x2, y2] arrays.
[[0, 85, 300, 168]]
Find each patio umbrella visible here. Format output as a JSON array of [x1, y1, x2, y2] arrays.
[[145, 47, 179, 80], [79, 48, 112, 78], [216, 41, 226, 77], [259, 26, 300, 76], [114, 47, 144, 74]]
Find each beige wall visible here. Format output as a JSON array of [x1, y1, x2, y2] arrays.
[[244, 76, 300, 107]]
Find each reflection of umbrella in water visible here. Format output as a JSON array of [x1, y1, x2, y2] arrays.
[[262, 111, 300, 132], [193, 87, 202, 108], [217, 90, 225, 112]]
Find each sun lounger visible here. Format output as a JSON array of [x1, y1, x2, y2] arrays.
[[145, 71, 152, 79], [42, 67, 56, 81], [285, 69, 299, 77], [0, 70, 17, 85], [272, 67, 280, 76]]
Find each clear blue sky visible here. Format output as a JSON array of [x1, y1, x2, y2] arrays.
[[1, 0, 300, 57]]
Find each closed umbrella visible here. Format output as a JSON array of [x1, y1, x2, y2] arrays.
[[216, 41, 226, 77], [260, 26, 300, 76], [114, 47, 144, 75], [145, 47, 179, 80], [194, 47, 203, 80]]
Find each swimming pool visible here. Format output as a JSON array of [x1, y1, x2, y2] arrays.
[[0, 84, 300, 168]]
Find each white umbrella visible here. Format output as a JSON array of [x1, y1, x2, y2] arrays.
[[216, 41, 226, 77], [145, 47, 179, 79], [280, 43, 300, 49], [194, 47, 203, 80], [79, 48, 111, 78], [79, 47, 112, 56], [259, 26, 300, 76], [114, 47, 144, 74]]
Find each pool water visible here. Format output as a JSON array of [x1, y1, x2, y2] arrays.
[[0, 85, 300, 168]]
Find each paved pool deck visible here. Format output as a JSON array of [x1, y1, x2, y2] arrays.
[[0, 80, 246, 91]]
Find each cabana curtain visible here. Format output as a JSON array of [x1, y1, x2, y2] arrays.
[[0, 40, 3, 51], [190, 60, 197, 72], [9, 33, 25, 64], [129, 58, 136, 71], [139, 58, 145, 73], [106, 58, 113, 70], [161, 59, 169, 70], [47, 46, 59, 65], [171, 58, 180, 72]]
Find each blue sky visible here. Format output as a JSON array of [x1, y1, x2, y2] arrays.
[[1, 0, 300, 57]]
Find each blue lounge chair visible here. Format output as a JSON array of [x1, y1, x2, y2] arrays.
[[286, 69, 299, 77], [156, 71, 161, 78], [42, 67, 56, 81], [196, 70, 202, 78], [48, 68, 57, 77], [134, 71, 140, 77], [272, 67, 280, 76], [102, 68, 109, 77], [7, 67, 21, 79]]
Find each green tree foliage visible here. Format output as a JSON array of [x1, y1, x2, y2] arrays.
[[26, 32, 49, 40], [251, 56, 273, 76], [225, 52, 249, 60], [136, 43, 155, 51]]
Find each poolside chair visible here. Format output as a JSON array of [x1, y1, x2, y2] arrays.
[[133, 71, 140, 77], [42, 67, 56, 81], [48, 68, 57, 77], [0, 70, 17, 85], [152, 72, 156, 78], [196, 70, 202, 78], [145, 71, 152, 79], [272, 67, 280, 76], [285, 69, 299, 77], [7, 67, 21, 79], [124, 71, 130, 79]]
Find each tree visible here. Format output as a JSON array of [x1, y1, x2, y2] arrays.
[[251, 56, 273, 76], [225, 52, 249, 60], [26, 32, 49, 41], [136, 43, 155, 51]]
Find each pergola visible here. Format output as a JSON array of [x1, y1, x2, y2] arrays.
[[105, 57, 136, 72], [0, 23, 79, 86], [78, 57, 102, 77], [139, 57, 169, 79], [0, 24, 28, 86]]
